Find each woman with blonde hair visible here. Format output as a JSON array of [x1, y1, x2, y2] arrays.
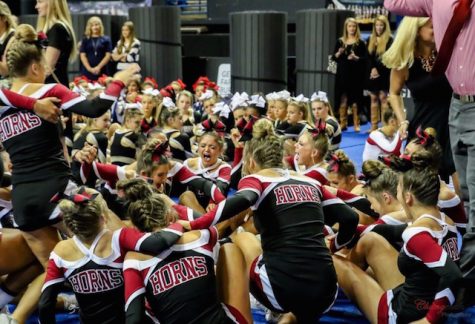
[[79, 16, 112, 80], [35, 0, 77, 86], [332, 17, 368, 132], [366, 15, 393, 132], [382, 17, 455, 184], [0, 1, 16, 77], [112, 21, 140, 71]]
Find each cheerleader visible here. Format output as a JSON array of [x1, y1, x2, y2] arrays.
[[310, 91, 341, 151], [72, 111, 110, 186], [180, 119, 359, 322], [38, 188, 184, 323], [3, 24, 139, 323], [159, 98, 192, 162], [362, 108, 402, 162], [183, 127, 231, 212], [292, 121, 329, 185], [334, 152, 462, 324], [273, 90, 290, 131], [121, 180, 252, 324], [110, 107, 144, 166], [327, 150, 364, 194], [139, 89, 160, 135]]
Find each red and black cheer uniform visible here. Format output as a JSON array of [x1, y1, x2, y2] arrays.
[[0, 82, 124, 231], [79, 161, 225, 217], [183, 157, 231, 209], [164, 129, 192, 162], [124, 227, 247, 324], [285, 154, 329, 186], [110, 129, 143, 166], [438, 195, 467, 234], [72, 130, 109, 187], [189, 169, 359, 321], [39, 223, 184, 324], [378, 214, 462, 323]]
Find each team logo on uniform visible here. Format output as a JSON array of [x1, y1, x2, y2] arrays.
[[0, 112, 42, 141], [442, 237, 460, 262], [274, 184, 321, 205], [69, 268, 123, 294], [149, 256, 208, 295]]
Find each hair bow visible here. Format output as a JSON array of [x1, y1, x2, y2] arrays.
[[265, 92, 278, 101], [199, 89, 215, 101], [239, 116, 257, 142], [142, 88, 161, 97], [230, 92, 249, 110], [97, 74, 110, 86], [415, 126, 433, 147], [88, 82, 105, 91], [207, 81, 219, 91], [34, 32, 49, 49], [74, 76, 90, 86], [212, 102, 231, 119], [143, 77, 158, 89], [309, 120, 327, 139], [162, 97, 176, 109], [292, 94, 310, 103], [378, 154, 412, 171], [235, 117, 247, 133], [152, 141, 169, 163], [249, 95, 266, 109], [175, 79, 186, 90], [50, 188, 97, 205], [310, 91, 329, 103], [201, 119, 226, 134], [193, 76, 211, 91], [328, 154, 343, 173], [275, 90, 291, 101], [160, 85, 176, 99]]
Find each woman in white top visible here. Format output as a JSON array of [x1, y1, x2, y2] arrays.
[[112, 21, 140, 71]]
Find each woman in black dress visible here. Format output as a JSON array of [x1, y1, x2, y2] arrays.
[[332, 17, 368, 132], [36, 0, 78, 155], [383, 17, 457, 186], [366, 15, 393, 132], [36, 0, 76, 86]]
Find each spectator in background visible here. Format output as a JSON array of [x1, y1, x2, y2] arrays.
[[366, 15, 393, 132], [382, 17, 456, 186], [36, 0, 77, 86], [0, 1, 16, 78], [332, 17, 368, 132], [79, 16, 112, 81], [112, 21, 140, 71]]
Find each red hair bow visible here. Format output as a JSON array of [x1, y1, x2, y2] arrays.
[[309, 120, 326, 139], [175, 79, 186, 90], [192, 76, 210, 91], [202, 119, 226, 134], [50, 187, 97, 205], [74, 75, 89, 86], [160, 85, 176, 98], [152, 141, 169, 163], [415, 126, 432, 147], [143, 77, 159, 89], [328, 154, 342, 173], [97, 74, 109, 86]]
